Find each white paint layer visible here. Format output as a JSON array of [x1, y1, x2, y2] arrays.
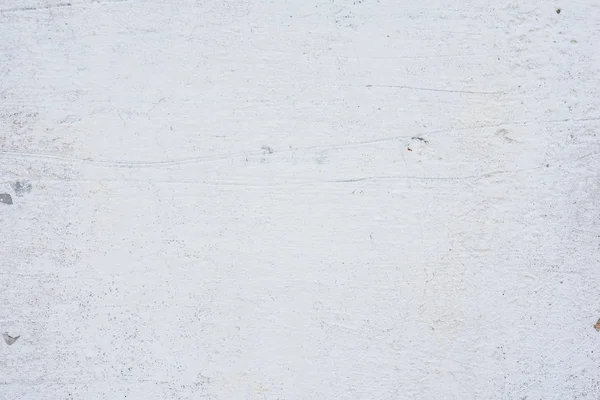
[[1, 0, 600, 398]]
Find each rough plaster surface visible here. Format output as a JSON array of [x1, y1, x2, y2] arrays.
[[1, 1, 599, 399]]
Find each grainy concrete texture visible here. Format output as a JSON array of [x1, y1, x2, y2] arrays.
[[1, 1, 599, 399]]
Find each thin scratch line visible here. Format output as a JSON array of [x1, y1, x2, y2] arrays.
[[5, 168, 599, 189], [0, 0, 130, 13], [0, 2, 72, 13], [0, 150, 243, 168], [330, 166, 545, 184], [365, 84, 501, 95], [0, 167, 544, 188], [1, 119, 598, 168]]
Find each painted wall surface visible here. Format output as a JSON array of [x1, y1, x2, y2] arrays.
[[1, 1, 599, 399]]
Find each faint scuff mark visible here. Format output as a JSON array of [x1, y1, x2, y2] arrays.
[[315, 151, 328, 164], [60, 115, 81, 125], [10, 181, 32, 197], [495, 128, 517, 143], [0, 2, 71, 13]]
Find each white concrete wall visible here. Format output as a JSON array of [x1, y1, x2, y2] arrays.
[[1, 1, 599, 398]]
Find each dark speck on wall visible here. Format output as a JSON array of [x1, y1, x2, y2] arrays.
[[3, 332, 19, 345], [0, 193, 13, 205], [261, 145, 274, 154]]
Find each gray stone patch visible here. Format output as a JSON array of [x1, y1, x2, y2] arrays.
[[3, 332, 20, 346], [10, 181, 32, 196], [0, 193, 13, 205]]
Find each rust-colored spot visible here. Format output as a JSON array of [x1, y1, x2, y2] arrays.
[[594, 319, 600, 332], [407, 147, 412, 152]]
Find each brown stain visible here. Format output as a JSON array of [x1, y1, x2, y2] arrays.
[[594, 319, 600, 332]]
